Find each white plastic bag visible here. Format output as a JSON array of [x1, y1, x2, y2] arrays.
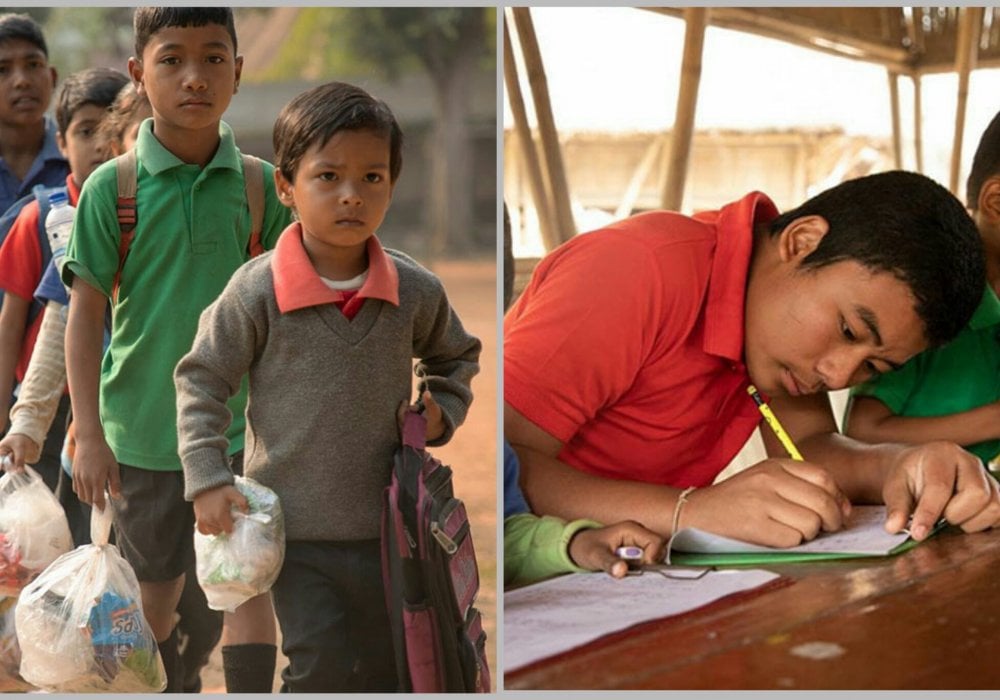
[[195, 475, 285, 612], [0, 596, 31, 692], [0, 465, 72, 596], [15, 501, 166, 693]]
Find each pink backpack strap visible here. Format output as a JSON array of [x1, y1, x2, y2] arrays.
[[241, 154, 265, 258], [112, 149, 138, 304]]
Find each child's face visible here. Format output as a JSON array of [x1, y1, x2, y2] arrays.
[[128, 23, 242, 135], [276, 129, 394, 259], [743, 222, 927, 397], [0, 39, 55, 129], [56, 103, 110, 186], [119, 102, 154, 154]]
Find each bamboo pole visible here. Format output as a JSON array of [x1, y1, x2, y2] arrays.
[[511, 7, 576, 242], [950, 7, 983, 194], [887, 70, 902, 169], [661, 7, 709, 212], [502, 17, 559, 253], [912, 74, 924, 173], [615, 134, 665, 221]]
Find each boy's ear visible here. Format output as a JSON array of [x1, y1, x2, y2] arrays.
[[233, 55, 244, 95], [47, 66, 57, 91], [776, 215, 829, 263], [977, 176, 1000, 224], [55, 130, 67, 158], [127, 57, 144, 97], [273, 168, 295, 208]]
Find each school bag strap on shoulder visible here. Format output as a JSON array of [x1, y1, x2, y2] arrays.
[[0, 182, 65, 329], [110, 149, 267, 304]]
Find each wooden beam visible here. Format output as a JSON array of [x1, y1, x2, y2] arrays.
[[615, 134, 665, 221], [502, 16, 559, 253], [950, 7, 983, 194], [510, 7, 576, 242], [645, 7, 913, 73], [912, 74, 924, 173], [661, 7, 708, 212], [887, 70, 902, 169]]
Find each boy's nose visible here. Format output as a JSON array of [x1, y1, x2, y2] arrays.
[[816, 349, 865, 391], [182, 69, 208, 91], [339, 186, 362, 206]]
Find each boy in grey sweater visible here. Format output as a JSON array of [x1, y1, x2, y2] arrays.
[[173, 81, 481, 692]]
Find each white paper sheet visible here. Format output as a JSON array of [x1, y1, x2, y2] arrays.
[[504, 568, 780, 672], [671, 504, 909, 556]]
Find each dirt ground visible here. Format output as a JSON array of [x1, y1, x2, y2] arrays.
[[199, 258, 498, 692]]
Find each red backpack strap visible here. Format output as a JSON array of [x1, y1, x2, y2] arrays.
[[112, 149, 138, 304], [241, 154, 265, 258]]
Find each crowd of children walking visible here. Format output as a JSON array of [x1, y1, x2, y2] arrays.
[[0, 7, 480, 693]]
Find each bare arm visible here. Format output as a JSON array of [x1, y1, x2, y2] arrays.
[[770, 392, 1000, 538], [845, 395, 1000, 449], [506, 401, 849, 547], [65, 278, 119, 510]]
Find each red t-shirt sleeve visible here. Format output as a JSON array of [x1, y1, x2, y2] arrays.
[[504, 229, 696, 444], [0, 201, 43, 300]]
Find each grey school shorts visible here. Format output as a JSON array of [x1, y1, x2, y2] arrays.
[[110, 452, 244, 583]]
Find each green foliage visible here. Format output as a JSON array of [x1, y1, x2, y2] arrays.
[[255, 7, 495, 84]]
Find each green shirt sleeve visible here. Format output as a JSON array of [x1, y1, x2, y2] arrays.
[[61, 165, 121, 296], [504, 513, 603, 588]]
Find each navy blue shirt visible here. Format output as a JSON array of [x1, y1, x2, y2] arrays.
[[504, 440, 530, 519], [0, 117, 69, 215]]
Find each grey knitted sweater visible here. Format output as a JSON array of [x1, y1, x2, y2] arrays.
[[174, 249, 481, 541]]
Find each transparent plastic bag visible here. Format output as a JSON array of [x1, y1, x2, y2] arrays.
[[0, 596, 31, 692], [15, 501, 166, 693], [195, 476, 285, 612], [0, 465, 72, 596]]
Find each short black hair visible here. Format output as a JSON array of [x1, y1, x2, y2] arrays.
[[966, 110, 1000, 210], [133, 7, 237, 58], [768, 170, 984, 347], [54, 67, 129, 136], [0, 12, 47, 56], [273, 81, 403, 184]]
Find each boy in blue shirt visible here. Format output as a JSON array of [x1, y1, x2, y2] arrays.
[[63, 7, 291, 692], [0, 12, 67, 214]]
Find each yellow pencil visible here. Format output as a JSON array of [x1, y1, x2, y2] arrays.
[[747, 384, 804, 461]]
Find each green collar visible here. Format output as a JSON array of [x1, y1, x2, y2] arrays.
[[133, 118, 240, 175]]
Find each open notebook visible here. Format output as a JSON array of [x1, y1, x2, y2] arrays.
[[668, 504, 943, 566]]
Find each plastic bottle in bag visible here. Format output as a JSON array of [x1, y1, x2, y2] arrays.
[[44, 190, 74, 276]]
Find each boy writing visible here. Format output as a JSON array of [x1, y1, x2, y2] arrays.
[[844, 111, 1000, 518], [505, 171, 1000, 548], [0, 12, 66, 214], [0, 67, 126, 495], [174, 81, 481, 692], [62, 7, 291, 693]]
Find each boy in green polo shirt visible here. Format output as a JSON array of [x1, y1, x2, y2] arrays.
[[61, 7, 290, 693], [845, 110, 1000, 489]]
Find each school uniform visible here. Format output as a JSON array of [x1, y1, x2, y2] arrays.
[[0, 116, 68, 214], [505, 192, 777, 488], [62, 118, 291, 580], [175, 224, 481, 690]]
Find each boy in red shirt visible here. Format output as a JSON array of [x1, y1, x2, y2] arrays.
[[506, 171, 1000, 548]]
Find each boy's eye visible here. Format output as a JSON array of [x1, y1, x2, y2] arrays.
[[159, 56, 180, 65], [365, 173, 383, 183], [319, 172, 336, 181], [841, 319, 857, 342], [207, 55, 225, 64]]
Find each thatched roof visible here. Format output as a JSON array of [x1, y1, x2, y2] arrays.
[[646, 7, 1000, 74]]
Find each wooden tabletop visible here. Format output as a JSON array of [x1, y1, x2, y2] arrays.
[[505, 527, 1000, 690]]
